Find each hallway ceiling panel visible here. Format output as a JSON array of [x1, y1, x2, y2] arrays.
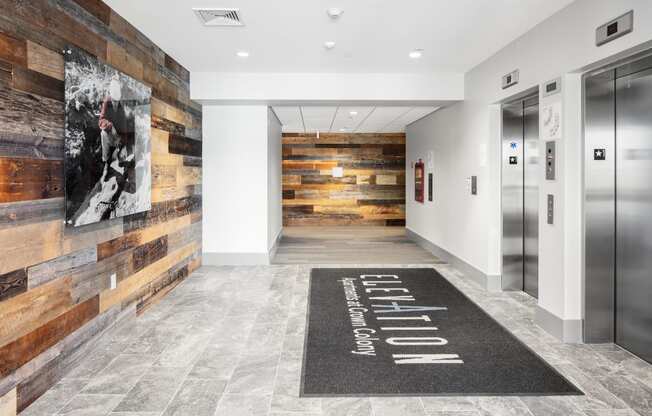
[[330, 107, 375, 132], [104, 0, 575, 73], [273, 106, 440, 133], [301, 107, 338, 132], [273, 106, 304, 132]]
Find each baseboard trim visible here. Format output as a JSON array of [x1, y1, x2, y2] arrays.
[[535, 305, 583, 343], [203, 252, 271, 266], [268, 229, 283, 263], [406, 227, 501, 292]]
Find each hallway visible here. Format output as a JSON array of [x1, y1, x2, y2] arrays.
[[3, 1, 652, 415], [21, 264, 652, 416], [273, 227, 439, 264]]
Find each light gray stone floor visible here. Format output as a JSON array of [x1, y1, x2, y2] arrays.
[[21, 264, 652, 416]]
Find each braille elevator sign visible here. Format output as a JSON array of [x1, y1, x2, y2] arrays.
[[509, 156, 518, 165], [594, 149, 606, 160]]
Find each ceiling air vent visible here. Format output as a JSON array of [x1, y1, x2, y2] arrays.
[[193, 8, 243, 26]]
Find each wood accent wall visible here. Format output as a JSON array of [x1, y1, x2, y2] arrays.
[[0, 1, 202, 413], [282, 133, 405, 226]]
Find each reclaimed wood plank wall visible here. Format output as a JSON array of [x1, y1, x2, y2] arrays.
[[0, 0, 203, 413], [282, 133, 405, 226]]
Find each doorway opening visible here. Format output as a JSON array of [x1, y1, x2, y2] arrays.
[[271, 105, 440, 264]]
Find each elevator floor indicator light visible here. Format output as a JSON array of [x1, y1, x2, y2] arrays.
[[510, 142, 518, 150]]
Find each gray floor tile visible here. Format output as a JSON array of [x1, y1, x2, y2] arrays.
[[109, 413, 160, 416], [161, 378, 225, 416], [270, 393, 321, 413], [225, 353, 280, 395], [598, 376, 652, 411], [476, 397, 533, 416], [421, 397, 480, 412], [22, 379, 89, 416], [583, 410, 643, 416], [426, 412, 482, 416], [521, 396, 586, 416], [57, 394, 123, 416], [370, 397, 427, 416], [321, 398, 372, 416], [82, 354, 157, 395], [112, 367, 187, 413], [214, 394, 271, 416]]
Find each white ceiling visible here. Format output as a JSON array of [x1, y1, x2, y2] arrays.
[[272, 106, 440, 133], [104, 0, 575, 74]]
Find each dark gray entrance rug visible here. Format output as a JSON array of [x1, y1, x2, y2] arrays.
[[301, 268, 582, 396]]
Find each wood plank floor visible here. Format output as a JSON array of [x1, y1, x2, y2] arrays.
[[272, 226, 441, 264]]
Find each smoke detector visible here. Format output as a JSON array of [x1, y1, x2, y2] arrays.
[[327, 8, 344, 19], [193, 8, 244, 26]]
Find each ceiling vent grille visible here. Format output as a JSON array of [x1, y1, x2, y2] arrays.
[[193, 8, 243, 26]]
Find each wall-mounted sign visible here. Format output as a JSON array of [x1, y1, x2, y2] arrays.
[[428, 173, 433, 202], [502, 69, 519, 90], [594, 149, 606, 160], [596, 10, 633, 46], [415, 159, 425, 203], [542, 102, 562, 140], [543, 77, 562, 97]]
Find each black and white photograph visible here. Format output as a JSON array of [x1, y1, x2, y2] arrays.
[[64, 47, 152, 227]]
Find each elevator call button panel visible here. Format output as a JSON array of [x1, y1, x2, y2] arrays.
[[547, 195, 554, 225], [546, 141, 556, 180]]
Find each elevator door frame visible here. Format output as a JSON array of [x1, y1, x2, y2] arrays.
[[501, 91, 540, 298], [584, 51, 652, 355]]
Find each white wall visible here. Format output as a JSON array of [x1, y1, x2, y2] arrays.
[[203, 105, 281, 263], [407, 0, 652, 332], [191, 72, 464, 105], [267, 108, 283, 250]]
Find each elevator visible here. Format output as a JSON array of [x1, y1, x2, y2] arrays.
[[585, 53, 652, 363], [501, 94, 540, 298]]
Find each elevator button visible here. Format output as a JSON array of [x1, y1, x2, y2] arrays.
[[594, 149, 606, 160]]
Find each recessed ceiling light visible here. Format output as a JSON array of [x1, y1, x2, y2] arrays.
[[409, 49, 423, 59], [339, 128, 349, 132], [324, 41, 336, 50], [236, 51, 249, 58], [327, 8, 344, 19], [349, 111, 358, 116]]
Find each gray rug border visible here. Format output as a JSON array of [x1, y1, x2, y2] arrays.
[[299, 267, 584, 398]]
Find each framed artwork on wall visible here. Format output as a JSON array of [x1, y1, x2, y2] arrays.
[[64, 47, 152, 227], [415, 159, 425, 203]]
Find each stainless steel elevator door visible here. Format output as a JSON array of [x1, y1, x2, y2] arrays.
[[615, 68, 652, 363], [584, 70, 617, 343], [502, 102, 525, 292], [502, 95, 539, 298], [523, 99, 540, 298]]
